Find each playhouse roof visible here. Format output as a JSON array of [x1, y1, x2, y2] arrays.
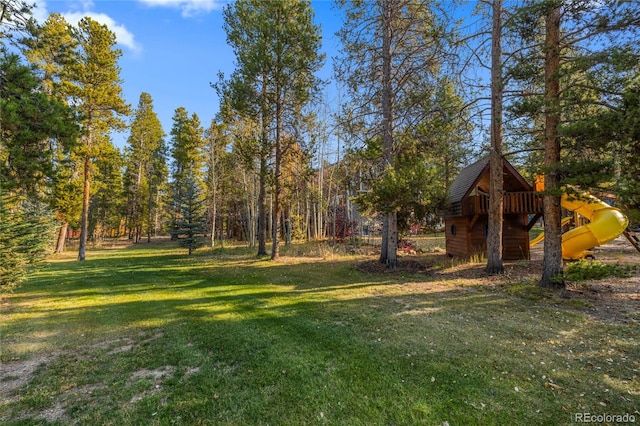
[[448, 156, 533, 204], [448, 157, 489, 203]]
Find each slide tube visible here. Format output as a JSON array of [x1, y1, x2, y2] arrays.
[[560, 192, 628, 260], [529, 190, 629, 260]]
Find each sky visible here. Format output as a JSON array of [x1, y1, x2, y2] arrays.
[[30, 0, 344, 150]]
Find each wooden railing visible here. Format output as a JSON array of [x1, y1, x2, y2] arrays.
[[462, 192, 543, 216]]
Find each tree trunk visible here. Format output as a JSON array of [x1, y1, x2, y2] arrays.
[[147, 180, 153, 243], [55, 221, 68, 254], [284, 208, 292, 245], [486, 0, 505, 275], [540, 3, 564, 289], [209, 137, 217, 249], [271, 95, 282, 260], [379, 213, 389, 263], [386, 211, 398, 268], [78, 155, 91, 261], [378, 0, 397, 268], [257, 153, 268, 256]]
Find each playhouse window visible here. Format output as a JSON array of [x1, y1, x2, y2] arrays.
[[450, 224, 457, 237]]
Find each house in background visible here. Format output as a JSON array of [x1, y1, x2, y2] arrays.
[[445, 157, 543, 260]]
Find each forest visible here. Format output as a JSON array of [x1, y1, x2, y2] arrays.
[[1, 0, 639, 290]]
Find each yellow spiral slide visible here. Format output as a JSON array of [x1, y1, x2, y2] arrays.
[[530, 192, 629, 260]]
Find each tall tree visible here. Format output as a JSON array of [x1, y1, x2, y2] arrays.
[[65, 17, 130, 261], [335, 0, 451, 268], [170, 107, 205, 184], [22, 13, 77, 97], [169, 107, 205, 239], [485, 0, 505, 275], [0, 53, 77, 197], [124, 92, 166, 243], [90, 139, 125, 243], [22, 13, 81, 252], [204, 119, 230, 248], [541, 2, 563, 288], [222, 0, 324, 259], [509, 0, 640, 287]]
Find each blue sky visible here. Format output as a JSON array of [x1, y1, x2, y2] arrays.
[[32, 0, 343, 149]]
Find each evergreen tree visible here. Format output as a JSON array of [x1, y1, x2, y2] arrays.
[[486, 0, 505, 275], [0, 0, 35, 48], [22, 12, 81, 252], [335, 0, 453, 268], [222, 0, 324, 259], [0, 53, 78, 198], [169, 107, 205, 239], [65, 17, 130, 261], [0, 193, 56, 291], [508, 0, 640, 288], [172, 173, 206, 255], [22, 13, 77, 97], [124, 92, 167, 243], [614, 86, 640, 225], [90, 140, 125, 243]]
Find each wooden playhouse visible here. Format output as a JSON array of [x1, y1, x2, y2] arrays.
[[445, 157, 543, 260]]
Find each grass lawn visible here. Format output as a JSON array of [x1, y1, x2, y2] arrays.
[[1, 240, 638, 425]]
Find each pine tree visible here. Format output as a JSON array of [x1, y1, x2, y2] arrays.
[[169, 107, 205, 240], [335, 0, 453, 268], [0, 53, 78, 197], [171, 173, 206, 255], [486, 0, 505, 275], [22, 12, 81, 253], [0, 193, 56, 291], [90, 140, 125, 243], [222, 0, 324, 259], [65, 17, 130, 261], [508, 0, 640, 288], [124, 92, 167, 243]]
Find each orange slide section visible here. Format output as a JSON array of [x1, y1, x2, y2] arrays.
[[530, 190, 629, 260]]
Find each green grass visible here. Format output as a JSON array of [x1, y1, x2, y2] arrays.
[[1, 241, 638, 425], [565, 259, 636, 281]]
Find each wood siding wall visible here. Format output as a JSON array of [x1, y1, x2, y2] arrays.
[[445, 217, 470, 258], [445, 214, 530, 260]]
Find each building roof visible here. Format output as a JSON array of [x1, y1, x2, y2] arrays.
[[448, 156, 489, 203]]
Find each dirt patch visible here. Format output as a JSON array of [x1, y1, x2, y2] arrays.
[[130, 366, 175, 382], [128, 366, 175, 404], [566, 277, 640, 323], [0, 352, 60, 403], [35, 402, 66, 422]]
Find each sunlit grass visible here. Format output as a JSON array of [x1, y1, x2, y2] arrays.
[[1, 239, 638, 425]]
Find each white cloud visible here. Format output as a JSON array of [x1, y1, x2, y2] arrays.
[[31, 0, 50, 23], [62, 11, 142, 53], [29, 1, 141, 53], [138, 0, 223, 17]]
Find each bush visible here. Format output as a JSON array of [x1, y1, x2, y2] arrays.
[[1, 194, 55, 291]]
